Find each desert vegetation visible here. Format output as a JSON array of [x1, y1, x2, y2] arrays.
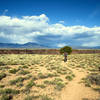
[[0, 54, 100, 100]]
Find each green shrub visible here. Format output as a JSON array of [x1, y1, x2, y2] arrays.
[[0, 85, 5, 88], [54, 82, 65, 91], [41, 95, 53, 100], [24, 95, 40, 100], [23, 79, 36, 93], [0, 73, 6, 80], [9, 69, 19, 74], [44, 80, 51, 84], [26, 80, 36, 89], [18, 70, 30, 75], [85, 83, 91, 87], [16, 83, 23, 87], [44, 78, 63, 85], [18, 65, 28, 69], [93, 87, 100, 92], [0, 88, 20, 94], [44, 78, 65, 91], [0, 66, 10, 70], [86, 73, 100, 85], [53, 78, 63, 82], [31, 76, 38, 81], [10, 77, 25, 85], [1, 94, 13, 100], [24, 95, 33, 100], [22, 65, 28, 68], [0, 62, 5, 66], [38, 73, 47, 79], [47, 73, 54, 77], [36, 84, 46, 88], [65, 75, 74, 81]]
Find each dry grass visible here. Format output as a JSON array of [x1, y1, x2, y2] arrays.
[[0, 54, 100, 100]]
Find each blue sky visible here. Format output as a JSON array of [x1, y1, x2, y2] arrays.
[[0, 0, 100, 47]]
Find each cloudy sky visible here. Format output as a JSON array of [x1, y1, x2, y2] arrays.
[[0, 0, 100, 47]]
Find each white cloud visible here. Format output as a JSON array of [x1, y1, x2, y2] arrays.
[[82, 42, 100, 47], [0, 14, 49, 43], [57, 43, 67, 47], [0, 14, 100, 46]]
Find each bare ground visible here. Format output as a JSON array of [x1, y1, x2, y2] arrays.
[[60, 64, 100, 100]]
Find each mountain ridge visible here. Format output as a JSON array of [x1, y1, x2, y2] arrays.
[[0, 42, 100, 49]]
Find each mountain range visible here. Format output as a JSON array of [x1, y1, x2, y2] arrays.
[[0, 42, 100, 49]]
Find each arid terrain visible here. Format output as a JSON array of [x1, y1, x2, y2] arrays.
[[0, 54, 100, 100]]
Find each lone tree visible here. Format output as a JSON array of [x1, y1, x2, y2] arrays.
[[60, 46, 72, 62]]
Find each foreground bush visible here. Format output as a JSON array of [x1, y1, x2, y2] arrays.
[[0, 73, 6, 80], [85, 73, 100, 85]]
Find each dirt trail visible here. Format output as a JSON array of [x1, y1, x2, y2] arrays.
[[60, 66, 100, 100]]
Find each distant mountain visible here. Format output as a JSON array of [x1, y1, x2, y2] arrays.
[[0, 42, 100, 49], [0, 42, 49, 49], [71, 46, 100, 49], [91, 46, 100, 49]]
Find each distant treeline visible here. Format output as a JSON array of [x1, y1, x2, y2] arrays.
[[0, 49, 100, 54]]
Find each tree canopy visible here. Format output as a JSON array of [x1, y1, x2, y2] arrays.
[[60, 46, 72, 55]]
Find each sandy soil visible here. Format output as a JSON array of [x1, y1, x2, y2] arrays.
[[0, 54, 100, 100], [60, 66, 100, 100]]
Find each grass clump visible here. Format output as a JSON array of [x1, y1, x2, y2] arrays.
[[1, 94, 13, 100], [38, 72, 58, 79], [85, 73, 100, 86], [36, 84, 46, 89], [16, 83, 24, 87], [44, 78, 65, 91], [41, 95, 53, 100], [10, 77, 25, 85], [47, 73, 55, 78], [0, 88, 20, 95], [18, 70, 30, 75], [18, 65, 28, 69], [24, 95, 40, 100], [22, 65, 28, 69], [23, 79, 36, 93], [85, 83, 91, 87], [0, 73, 6, 80], [65, 75, 73, 81], [9, 68, 19, 74], [54, 82, 65, 91], [47, 73, 59, 77], [44, 78, 63, 85], [0, 66, 10, 70], [0, 85, 5, 88], [38, 73, 47, 79], [52, 78, 65, 91], [0, 62, 5, 66], [26, 79, 36, 90], [24, 95, 33, 100], [44, 80, 51, 84], [65, 74, 75, 81], [93, 87, 100, 92]]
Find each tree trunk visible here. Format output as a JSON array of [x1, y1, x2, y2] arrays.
[[64, 52, 67, 62], [64, 56, 67, 62]]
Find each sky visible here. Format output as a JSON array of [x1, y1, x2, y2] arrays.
[[0, 0, 100, 47]]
